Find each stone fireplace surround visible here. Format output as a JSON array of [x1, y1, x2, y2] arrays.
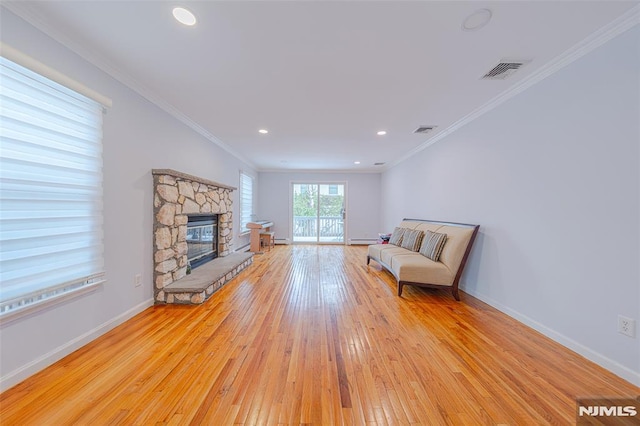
[[152, 169, 252, 304]]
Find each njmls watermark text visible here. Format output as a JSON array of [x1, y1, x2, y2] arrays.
[[576, 397, 640, 425]]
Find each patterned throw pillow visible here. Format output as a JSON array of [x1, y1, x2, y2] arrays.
[[419, 230, 447, 261], [388, 227, 406, 246], [400, 229, 424, 252]]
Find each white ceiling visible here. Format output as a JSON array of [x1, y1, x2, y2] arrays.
[[4, 1, 638, 172]]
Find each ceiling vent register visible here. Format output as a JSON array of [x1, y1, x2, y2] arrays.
[[482, 59, 531, 80], [413, 126, 437, 135]]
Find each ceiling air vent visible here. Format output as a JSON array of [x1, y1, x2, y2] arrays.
[[413, 125, 437, 135], [482, 59, 531, 80], [374, 162, 385, 166]]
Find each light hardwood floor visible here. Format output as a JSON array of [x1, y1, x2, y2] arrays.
[[1, 245, 637, 425]]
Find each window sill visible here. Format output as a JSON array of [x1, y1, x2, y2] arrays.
[[0, 281, 104, 326]]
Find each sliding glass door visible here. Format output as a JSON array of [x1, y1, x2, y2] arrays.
[[292, 183, 345, 243]]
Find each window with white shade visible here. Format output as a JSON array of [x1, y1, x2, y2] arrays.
[[0, 56, 106, 318], [239, 171, 254, 233]]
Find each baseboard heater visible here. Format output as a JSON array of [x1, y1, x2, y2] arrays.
[[235, 243, 250, 252], [275, 238, 290, 245], [348, 238, 377, 245]]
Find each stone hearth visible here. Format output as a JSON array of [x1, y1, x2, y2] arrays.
[[163, 251, 253, 304], [152, 169, 252, 304]]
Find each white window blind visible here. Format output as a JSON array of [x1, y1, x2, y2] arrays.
[[0, 56, 105, 318], [239, 172, 253, 233]]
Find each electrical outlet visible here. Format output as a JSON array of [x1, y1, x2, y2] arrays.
[[134, 274, 142, 288], [618, 315, 636, 338]]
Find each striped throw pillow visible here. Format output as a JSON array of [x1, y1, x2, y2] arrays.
[[400, 229, 424, 252], [388, 227, 406, 246], [419, 230, 447, 262]]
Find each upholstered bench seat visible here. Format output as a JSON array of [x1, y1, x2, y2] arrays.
[[367, 218, 479, 300]]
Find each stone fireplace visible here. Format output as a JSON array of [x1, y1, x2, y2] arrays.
[[152, 169, 244, 304]]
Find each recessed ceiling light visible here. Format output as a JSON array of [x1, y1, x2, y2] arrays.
[[173, 7, 197, 26], [354, 161, 361, 165], [462, 9, 492, 32], [258, 129, 268, 134], [377, 131, 387, 136]]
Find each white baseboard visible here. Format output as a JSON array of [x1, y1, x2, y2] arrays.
[[461, 287, 640, 387], [275, 238, 290, 245], [0, 298, 154, 392]]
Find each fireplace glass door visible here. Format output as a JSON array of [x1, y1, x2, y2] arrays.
[[186, 215, 218, 269]]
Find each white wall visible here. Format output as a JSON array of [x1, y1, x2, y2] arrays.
[[382, 27, 640, 385], [258, 172, 381, 243], [0, 10, 256, 390]]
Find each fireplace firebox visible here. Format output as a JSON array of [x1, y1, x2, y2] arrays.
[[186, 215, 218, 269]]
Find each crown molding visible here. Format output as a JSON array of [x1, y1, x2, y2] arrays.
[[1, 2, 257, 170], [257, 168, 383, 174], [386, 5, 640, 172]]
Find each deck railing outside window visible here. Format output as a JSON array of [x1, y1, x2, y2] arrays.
[[293, 216, 343, 238]]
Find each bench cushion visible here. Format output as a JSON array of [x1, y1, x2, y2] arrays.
[[380, 246, 411, 265], [367, 243, 397, 260], [390, 253, 453, 286]]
